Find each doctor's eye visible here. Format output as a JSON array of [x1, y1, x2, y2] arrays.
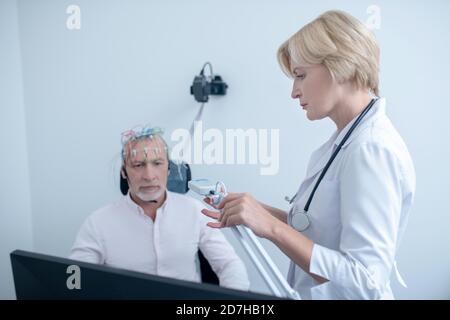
[[296, 73, 306, 80]]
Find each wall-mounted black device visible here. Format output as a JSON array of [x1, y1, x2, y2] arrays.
[[190, 62, 228, 103]]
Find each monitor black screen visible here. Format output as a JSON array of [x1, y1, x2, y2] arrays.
[[10, 250, 279, 300]]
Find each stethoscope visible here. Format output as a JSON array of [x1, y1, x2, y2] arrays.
[[286, 98, 378, 232]]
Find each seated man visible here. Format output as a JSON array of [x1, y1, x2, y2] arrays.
[[70, 125, 249, 290]]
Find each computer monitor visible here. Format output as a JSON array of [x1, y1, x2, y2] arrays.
[[10, 250, 279, 300]]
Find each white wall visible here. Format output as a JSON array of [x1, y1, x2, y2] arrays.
[[1, 0, 449, 299], [0, 0, 34, 299]]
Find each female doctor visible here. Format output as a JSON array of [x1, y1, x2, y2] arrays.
[[201, 10, 416, 300]]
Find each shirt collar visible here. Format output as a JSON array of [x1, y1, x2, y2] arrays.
[[333, 97, 386, 149], [124, 189, 170, 215]]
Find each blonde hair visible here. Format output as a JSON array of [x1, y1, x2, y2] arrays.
[[277, 10, 380, 96]]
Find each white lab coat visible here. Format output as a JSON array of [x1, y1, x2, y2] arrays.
[[287, 98, 415, 299]]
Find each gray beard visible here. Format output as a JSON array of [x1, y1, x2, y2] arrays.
[[135, 189, 164, 203]]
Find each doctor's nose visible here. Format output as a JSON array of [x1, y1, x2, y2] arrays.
[[291, 82, 302, 100]]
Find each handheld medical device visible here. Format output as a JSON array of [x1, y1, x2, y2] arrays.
[[189, 179, 301, 300], [188, 179, 227, 205]]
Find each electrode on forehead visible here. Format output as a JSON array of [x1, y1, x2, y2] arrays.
[[126, 146, 167, 160]]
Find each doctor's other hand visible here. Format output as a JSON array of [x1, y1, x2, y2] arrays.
[[202, 193, 279, 239]]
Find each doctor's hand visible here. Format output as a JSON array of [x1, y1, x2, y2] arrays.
[[201, 192, 279, 239]]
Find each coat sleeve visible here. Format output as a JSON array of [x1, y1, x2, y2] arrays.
[[309, 142, 404, 299]]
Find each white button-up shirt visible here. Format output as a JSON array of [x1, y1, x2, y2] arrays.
[[70, 190, 249, 291], [287, 98, 415, 299]]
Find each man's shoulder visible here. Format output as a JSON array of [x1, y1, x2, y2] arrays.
[[88, 196, 128, 222]]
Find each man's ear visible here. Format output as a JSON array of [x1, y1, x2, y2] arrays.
[[120, 166, 129, 196], [121, 167, 128, 179]]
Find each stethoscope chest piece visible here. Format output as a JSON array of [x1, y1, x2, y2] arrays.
[[291, 210, 311, 232]]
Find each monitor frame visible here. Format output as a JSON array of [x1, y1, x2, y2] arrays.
[[10, 250, 281, 300]]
